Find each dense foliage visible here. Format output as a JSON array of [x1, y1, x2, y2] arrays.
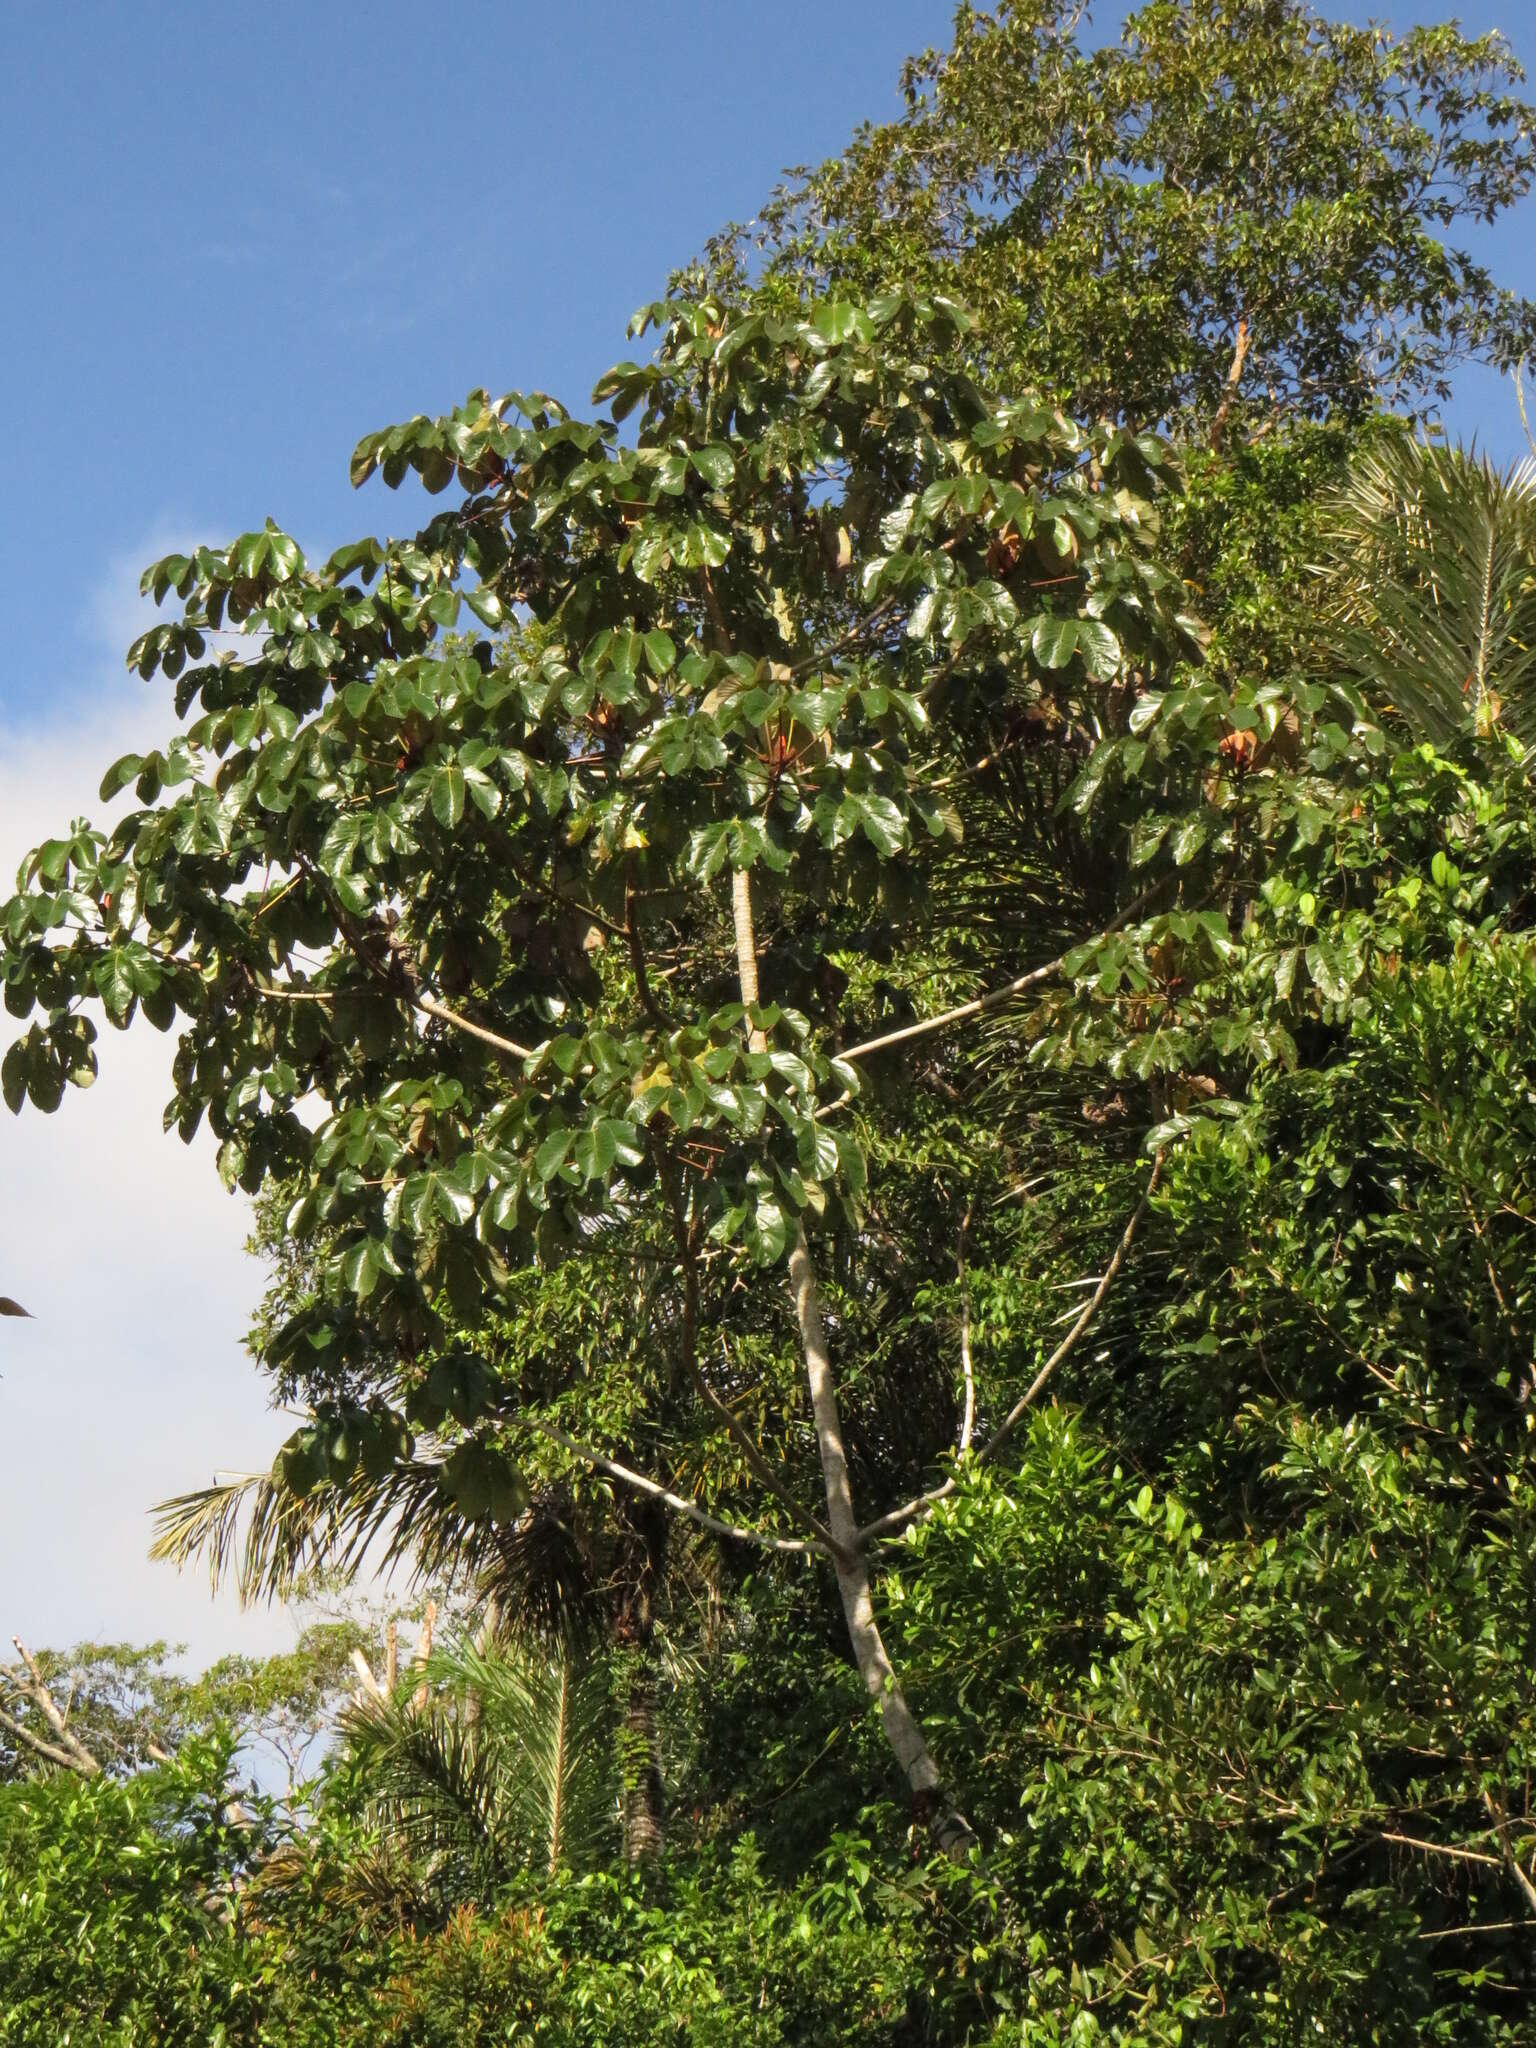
[[711, 0, 1536, 433], [4, 2, 1536, 2039]]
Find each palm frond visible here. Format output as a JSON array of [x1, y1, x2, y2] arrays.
[[477, 1487, 606, 1647], [149, 1457, 500, 1606], [1318, 435, 1536, 744], [340, 1688, 514, 1881], [338, 1636, 618, 1883]]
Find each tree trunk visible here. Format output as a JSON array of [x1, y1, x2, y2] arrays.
[[547, 1650, 570, 1875], [463, 1592, 502, 1732], [730, 870, 974, 1858], [620, 1658, 666, 1865], [615, 1498, 667, 1863]]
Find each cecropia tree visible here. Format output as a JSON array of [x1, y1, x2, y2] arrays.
[[0, 289, 1198, 1849]]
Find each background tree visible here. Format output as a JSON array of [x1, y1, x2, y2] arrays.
[[715, 0, 1536, 437], [0, 1624, 364, 1791], [703, 0, 1536, 734]]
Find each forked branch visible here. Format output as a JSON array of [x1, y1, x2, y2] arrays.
[[3, 1638, 102, 1778], [857, 1154, 1162, 1545]]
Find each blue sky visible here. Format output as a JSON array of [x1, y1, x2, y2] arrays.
[[2, 1, 945, 733], [1, 0, 1534, 1666], [3, 1, 1534, 733]]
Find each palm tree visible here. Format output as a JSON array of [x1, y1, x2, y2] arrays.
[[1315, 433, 1536, 745], [336, 1632, 618, 1888], [154, 1451, 685, 1866]]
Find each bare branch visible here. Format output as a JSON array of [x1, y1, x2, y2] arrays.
[[857, 1156, 1161, 1545], [350, 1647, 385, 1705], [8, 1639, 102, 1777], [413, 992, 535, 1063], [691, 1342, 844, 1557], [255, 971, 536, 1064], [1417, 1920, 1524, 1940], [1482, 1790, 1536, 1915], [1209, 314, 1252, 453], [837, 886, 1168, 1068], [290, 849, 536, 1064], [973, 1154, 1162, 1469], [626, 854, 674, 1031], [0, 1702, 94, 1777], [1378, 1831, 1504, 1871], [412, 1599, 438, 1711], [523, 1416, 825, 1559], [734, 863, 975, 1858], [957, 1203, 976, 1455], [838, 954, 1066, 1066]]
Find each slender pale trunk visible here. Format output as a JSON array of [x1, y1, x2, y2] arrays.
[[731, 870, 973, 1857], [463, 1592, 501, 1732], [547, 1651, 569, 1875]]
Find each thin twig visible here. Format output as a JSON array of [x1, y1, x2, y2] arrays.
[[248, 980, 335, 1004], [957, 1202, 976, 1455], [788, 597, 898, 678], [975, 1154, 1162, 1469], [1417, 1920, 1524, 1940]]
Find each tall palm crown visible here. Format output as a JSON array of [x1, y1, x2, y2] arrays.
[[1318, 435, 1536, 746], [336, 1634, 618, 1891]]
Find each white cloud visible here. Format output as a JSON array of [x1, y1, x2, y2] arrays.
[[0, 543, 297, 1668]]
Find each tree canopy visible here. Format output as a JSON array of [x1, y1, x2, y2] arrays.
[[713, 0, 1536, 435], [4, 1, 1536, 2039]]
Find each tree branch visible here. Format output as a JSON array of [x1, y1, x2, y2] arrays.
[[290, 851, 536, 1064], [8, 1639, 102, 1777], [732, 863, 975, 1858], [1378, 1830, 1504, 1871], [789, 596, 898, 677], [837, 887, 1167, 1068], [522, 1416, 825, 1559], [857, 1156, 1161, 1544], [957, 1202, 976, 1455], [412, 992, 535, 1063], [625, 854, 673, 1031], [973, 1154, 1161, 1470], [658, 1156, 843, 1553], [1482, 1790, 1536, 1916], [1209, 314, 1252, 454], [249, 972, 535, 1062], [838, 956, 1066, 1066], [692, 1342, 845, 1558], [0, 1701, 94, 1777]]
